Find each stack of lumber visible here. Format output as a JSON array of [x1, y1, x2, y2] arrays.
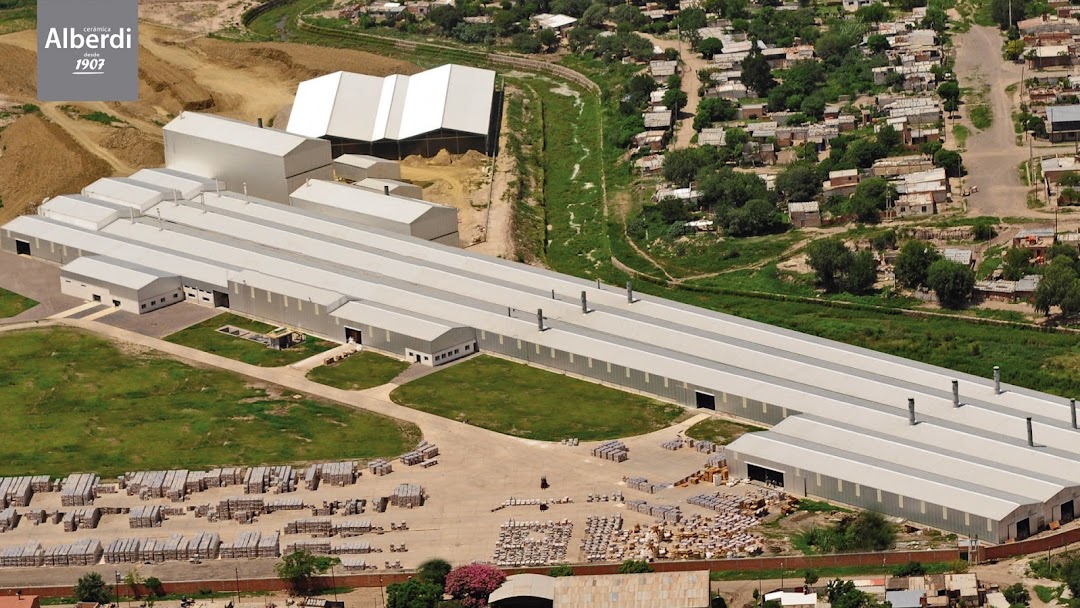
[[128, 505, 163, 528], [333, 519, 373, 536], [331, 541, 373, 554], [284, 518, 332, 535], [284, 539, 331, 555], [266, 498, 305, 513], [0, 542, 42, 567], [59, 474, 98, 506], [43, 538, 102, 566], [591, 441, 629, 462], [0, 477, 36, 507], [321, 461, 358, 486], [62, 507, 101, 531], [0, 508, 19, 532], [390, 484, 424, 508], [104, 538, 142, 563], [368, 460, 392, 476]]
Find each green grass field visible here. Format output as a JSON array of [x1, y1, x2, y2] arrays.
[[390, 355, 686, 441], [306, 351, 410, 390], [0, 287, 37, 318], [709, 561, 961, 581], [685, 418, 764, 445], [165, 313, 334, 367], [0, 328, 419, 477]]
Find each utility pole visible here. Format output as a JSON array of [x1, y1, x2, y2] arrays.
[[235, 567, 241, 606]]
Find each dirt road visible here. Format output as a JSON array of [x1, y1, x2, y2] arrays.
[[644, 33, 708, 149], [952, 25, 1029, 217], [39, 103, 137, 175]]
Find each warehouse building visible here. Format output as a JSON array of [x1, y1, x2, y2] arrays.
[[4, 174, 1080, 543], [332, 154, 401, 182], [60, 256, 182, 314], [286, 64, 498, 159], [163, 112, 333, 204]]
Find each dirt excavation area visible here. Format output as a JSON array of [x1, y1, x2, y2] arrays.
[[0, 22, 417, 219], [401, 150, 497, 248]]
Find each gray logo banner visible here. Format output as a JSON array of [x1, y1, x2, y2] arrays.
[[37, 0, 139, 101]]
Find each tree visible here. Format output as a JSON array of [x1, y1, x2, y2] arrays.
[[807, 238, 854, 293], [850, 177, 896, 223], [871, 230, 898, 252], [895, 240, 940, 288], [580, 2, 608, 27], [275, 550, 341, 591], [418, 558, 453, 587], [663, 87, 689, 111], [1002, 247, 1034, 281], [567, 25, 595, 52], [934, 149, 964, 177], [700, 37, 724, 59], [124, 570, 144, 599], [937, 81, 961, 115], [855, 2, 889, 22], [662, 147, 716, 186], [741, 51, 775, 96], [866, 33, 890, 54], [611, 3, 643, 26], [74, 572, 113, 604], [876, 125, 902, 154], [990, 0, 1022, 29], [893, 561, 927, 577], [1003, 39, 1026, 61], [548, 564, 575, 577], [445, 564, 507, 608], [1003, 583, 1030, 606], [618, 559, 654, 574], [846, 250, 878, 294], [388, 578, 444, 608], [776, 162, 822, 201], [721, 198, 785, 237], [428, 5, 463, 33], [658, 197, 692, 223], [804, 570, 820, 587], [1034, 256, 1079, 315], [840, 511, 897, 551], [928, 259, 975, 309], [538, 27, 559, 50], [677, 7, 707, 32], [694, 97, 737, 130]]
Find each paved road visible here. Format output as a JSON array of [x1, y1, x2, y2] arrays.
[[0, 252, 84, 321], [952, 25, 1030, 217]]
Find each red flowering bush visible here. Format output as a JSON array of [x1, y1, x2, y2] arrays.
[[444, 563, 507, 608]]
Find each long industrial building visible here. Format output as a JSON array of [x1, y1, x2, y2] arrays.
[[4, 124, 1080, 545]]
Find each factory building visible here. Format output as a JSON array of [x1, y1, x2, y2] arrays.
[[332, 154, 402, 182], [286, 64, 498, 159], [5, 165, 1080, 544], [163, 112, 332, 204], [60, 256, 183, 314]]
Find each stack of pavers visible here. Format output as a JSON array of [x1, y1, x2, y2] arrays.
[[333, 519, 374, 536], [0, 508, 19, 532], [209, 467, 246, 487], [707, 452, 727, 467], [625, 499, 682, 522], [128, 505, 163, 528], [661, 439, 684, 451], [0, 542, 43, 567], [390, 484, 424, 508], [284, 517, 333, 536], [321, 461, 358, 486], [591, 441, 629, 462], [0, 477, 43, 507], [400, 441, 438, 466], [23, 510, 47, 525], [284, 539, 331, 555], [43, 538, 102, 566], [104, 538, 142, 564], [368, 460, 393, 476], [694, 440, 722, 454], [624, 477, 668, 494], [266, 498, 305, 513], [331, 541, 373, 554], [62, 507, 101, 531], [60, 473, 98, 506]]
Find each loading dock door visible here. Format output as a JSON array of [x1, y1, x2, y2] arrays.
[[1016, 518, 1032, 540], [213, 291, 230, 308], [1062, 500, 1076, 524], [695, 391, 716, 410], [14, 239, 30, 255], [747, 463, 785, 487], [345, 327, 362, 345]]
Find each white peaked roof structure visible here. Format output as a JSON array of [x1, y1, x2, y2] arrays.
[[286, 64, 496, 143]]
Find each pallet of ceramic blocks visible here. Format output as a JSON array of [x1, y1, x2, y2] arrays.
[[660, 439, 684, 451], [331, 541, 373, 554], [333, 518, 374, 536], [591, 441, 629, 462], [340, 557, 371, 571], [0, 508, 19, 532], [186, 531, 221, 560], [217, 496, 265, 519], [368, 459, 392, 476], [320, 461, 359, 486], [220, 530, 265, 559], [266, 498, 305, 513], [284, 518, 332, 535], [390, 484, 424, 508], [0, 542, 42, 567], [303, 464, 320, 491], [62, 507, 101, 531], [59, 473, 98, 506], [694, 440, 722, 454], [625, 499, 682, 522], [0, 477, 37, 507], [43, 538, 103, 566], [104, 537, 142, 563], [284, 539, 331, 555], [128, 505, 164, 529], [707, 451, 726, 467], [623, 477, 668, 494], [204, 467, 245, 488]]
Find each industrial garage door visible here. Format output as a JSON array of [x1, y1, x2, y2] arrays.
[[747, 463, 784, 487], [1062, 500, 1075, 524], [695, 391, 716, 410], [344, 327, 362, 344], [14, 239, 29, 255], [1016, 518, 1031, 540]]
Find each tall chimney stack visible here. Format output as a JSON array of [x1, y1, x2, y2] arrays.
[[537, 309, 544, 331], [908, 398, 916, 426], [1027, 417, 1034, 447], [994, 366, 1001, 394], [952, 380, 960, 407], [581, 291, 588, 314]]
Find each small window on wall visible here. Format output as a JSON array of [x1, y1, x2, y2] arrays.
[[141, 304, 146, 309]]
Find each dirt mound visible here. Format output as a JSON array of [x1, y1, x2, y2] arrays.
[[138, 46, 215, 112], [430, 149, 453, 166], [100, 128, 165, 168], [457, 149, 488, 169], [195, 40, 420, 84], [0, 114, 112, 223], [0, 43, 36, 98]]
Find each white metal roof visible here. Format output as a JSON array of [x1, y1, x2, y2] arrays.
[[332, 300, 462, 342], [286, 64, 495, 143], [334, 154, 397, 170], [289, 179, 442, 225], [128, 168, 222, 199], [233, 270, 348, 309], [82, 178, 175, 212], [38, 195, 125, 231], [490, 574, 556, 604], [61, 255, 178, 290], [165, 112, 316, 157]]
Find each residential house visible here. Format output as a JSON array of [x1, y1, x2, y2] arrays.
[[1027, 45, 1072, 70], [1046, 104, 1080, 141], [871, 155, 935, 177], [698, 128, 727, 147], [635, 154, 665, 176], [532, 13, 577, 33], [1013, 227, 1057, 260], [943, 248, 975, 269], [1040, 155, 1080, 182], [649, 60, 679, 82], [788, 201, 821, 227], [823, 169, 860, 197]]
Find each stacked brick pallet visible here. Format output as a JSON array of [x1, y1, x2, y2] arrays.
[[626, 499, 682, 522], [321, 461, 358, 486], [187, 531, 221, 559], [284, 518, 332, 535], [661, 439, 684, 451], [23, 510, 47, 525], [60, 474, 98, 506], [694, 440, 722, 454], [62, 507, 101, 531], [30, 477, 52, 493], [368, 460, 392, 476], [303, 465, 320, 491], [399, 441, 438, 466], [390, 484, 424, 508], [221, 531, 261, 559], [284, 539, 331, 555], [591, 441, 629, 462], [104, 538, 143, 564], [142, 534, 185, 562], [128, 505, 163, 528], [0, 508, 19, 532], [340, 557, 372, 571], [0, 477, 38, 507], [331, 541, 373, 554], [334, 519, 373, 536], [266, 498, 305, 513], [244, 466, 296, 494], [43, 538, 102, 566], [217, 496, 264, 519], [624, 477, 668, 494], [338, 499, 365, 515], [0, 542, 42, 567]]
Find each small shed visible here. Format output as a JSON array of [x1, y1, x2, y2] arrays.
[[788, 201, 821, 228]]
